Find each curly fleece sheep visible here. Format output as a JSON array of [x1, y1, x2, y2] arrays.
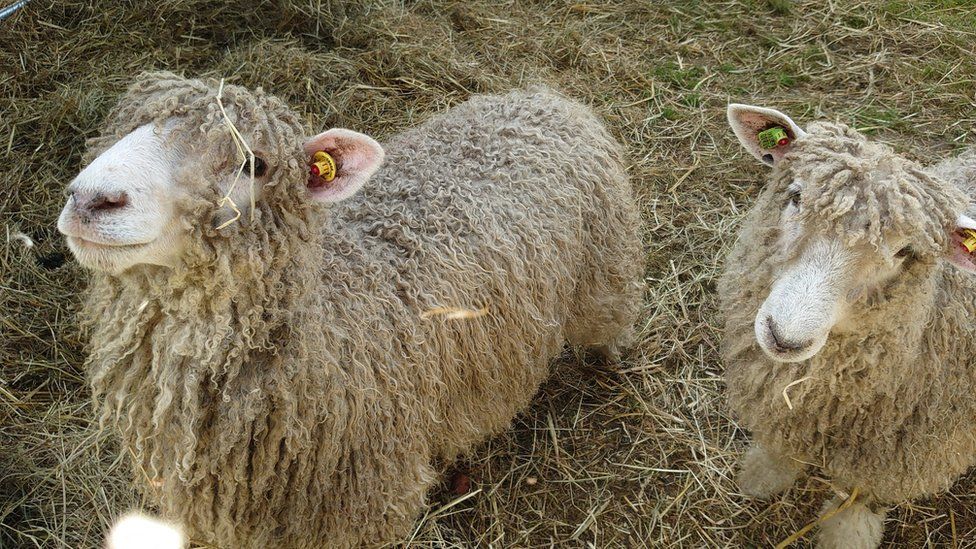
[[720, 103, 976, 548], [57, 72, 643, 548]]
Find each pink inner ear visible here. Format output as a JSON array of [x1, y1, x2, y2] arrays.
[[738, 112, 771, 133], [948, 231, 976, 272], [303, 129, 384, 203], [745, 119, 797, 141], [742, 114, 795, 161], [728, 104, 806, 166]]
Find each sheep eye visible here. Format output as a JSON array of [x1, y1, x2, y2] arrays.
[[787, 189, 801, 208], [895, 245, 913, 259], [241, 156, 268, 177]]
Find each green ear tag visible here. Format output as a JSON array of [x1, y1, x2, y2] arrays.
[[758, 127, 790, 149]]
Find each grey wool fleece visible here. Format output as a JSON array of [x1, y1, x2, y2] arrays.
[[721, 121, 976, 506], [80, 73, 643, 548]]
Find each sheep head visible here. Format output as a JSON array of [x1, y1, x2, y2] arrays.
[[58, 72, 383, 274], [728, 103, 976, 363]]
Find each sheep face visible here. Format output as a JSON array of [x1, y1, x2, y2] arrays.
[[729, 103, 976, 363], [59, 119, 284, 274], [58, 123, 191, 273], [58, 73, 383, 274], [752, 205, 912, 363]]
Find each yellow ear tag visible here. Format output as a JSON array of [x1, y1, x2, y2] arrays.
[[961, 228, 976, 253], [310, 151, 337, 182]]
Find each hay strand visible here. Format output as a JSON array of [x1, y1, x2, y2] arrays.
[[781, 376, 812, 411], [774, 487, 861, 549], [214, 78, 258, 225], [419, 306, 490, 320]]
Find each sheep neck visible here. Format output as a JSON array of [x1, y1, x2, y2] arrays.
[[82, 219, 338, 489]]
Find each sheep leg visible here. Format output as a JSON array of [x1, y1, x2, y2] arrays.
[[737, 443, 805, 498], [816, 496, 885, 549], [566, 307, 635, 361], [565, 290, 638, 363], [564, 239, 642, 360]]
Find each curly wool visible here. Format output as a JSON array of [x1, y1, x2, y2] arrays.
[[720, 121, 976, 504], [82, 73, 643, 548]]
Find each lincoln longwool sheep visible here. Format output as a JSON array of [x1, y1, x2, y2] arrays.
[[720, 104, 976, 548], [57, 72, 642, 548]]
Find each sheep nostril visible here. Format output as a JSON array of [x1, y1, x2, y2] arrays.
[[766, 316, 783, 346], [766, 316, 809, 352], [88, 192, 129, 213]]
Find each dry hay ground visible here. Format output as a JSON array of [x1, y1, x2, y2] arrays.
[[2, 0, 976, 547]]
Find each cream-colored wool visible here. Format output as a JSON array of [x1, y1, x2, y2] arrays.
[[817, 497, 885, 549], [79, 73, 642, 548], [721, 121, 976, 506]]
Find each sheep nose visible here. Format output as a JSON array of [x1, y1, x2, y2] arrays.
[[766, 316, 810, 352], [69, 189, 130, 216]]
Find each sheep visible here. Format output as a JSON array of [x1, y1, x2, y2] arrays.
[[720, 103, 976, 548], [57, 72, 643, 548]]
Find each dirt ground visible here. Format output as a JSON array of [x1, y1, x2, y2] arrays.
[[3, 0, 976, 547]]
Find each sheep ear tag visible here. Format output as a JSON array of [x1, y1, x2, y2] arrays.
[[949, 214, 976, 273], [309, 150, 337, 187], [758, 126, 791, 150]]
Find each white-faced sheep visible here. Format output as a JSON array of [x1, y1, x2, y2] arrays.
[[720, 103, 976, 548], [57, 72, 643, 548]]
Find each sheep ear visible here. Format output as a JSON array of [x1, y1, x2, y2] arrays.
[[728, 103, 807, 167], [303, 128, 384, 203], [947, 214, 976, 273]]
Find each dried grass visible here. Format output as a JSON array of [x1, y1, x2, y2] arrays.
[[420, 306, 490, 320], [3, 0, 976, 547]]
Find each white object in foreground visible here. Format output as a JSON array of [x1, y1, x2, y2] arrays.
[[106, 512, 186, 549]]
